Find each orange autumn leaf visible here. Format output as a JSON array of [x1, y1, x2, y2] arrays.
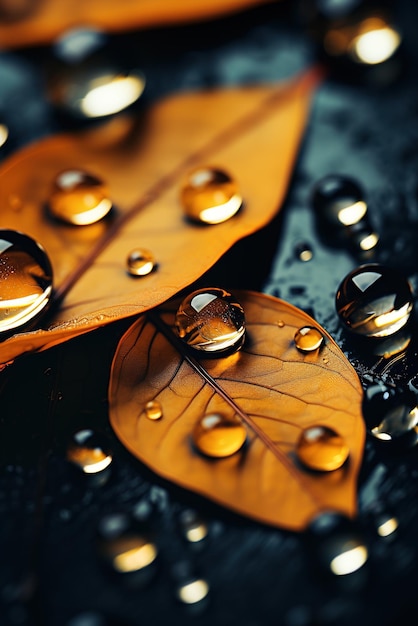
[[0, 0, 275, 49], [0, 68, 323, 364], [108, 290, 365, 532]]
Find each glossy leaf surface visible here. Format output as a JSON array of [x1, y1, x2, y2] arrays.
[[0, 69, 322, 364], [0, 0, 275, 49], [109, 291, 365, 532]]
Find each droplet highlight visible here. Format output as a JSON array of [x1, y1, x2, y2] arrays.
[[145, 400, 163, 421], [0, 229, 53, 334], [296, 426, 349, 471], [312, 174, 367, 228], [181, 167, 242, 224], [294, 241, 313, 262], [178, 509, 209, 543], [177, 578, 209, 605], [127, 248, 155, 277], [67, 429, 113, 475], [175, 287, 246, 354], [193, 413, 247, 458], [362, 383, 418, 446], [336, 264, 414, 337], [294, 326, 324, 353], [0, 122, 9, 149], [48, 169, 113, 225]]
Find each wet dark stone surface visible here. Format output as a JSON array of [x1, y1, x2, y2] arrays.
[[1, 2, 418, 625]]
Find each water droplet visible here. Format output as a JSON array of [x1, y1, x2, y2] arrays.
[[178, 509, 209, 543], [180, 167, 242, 224], [126, 248, 155, 277], [97, 513, 157, 585], [192, 413, 247, 458], [336, 264, 414, 337], [294, 241, 313, 262], [67, 429, 113, 475], [0, 229, 53, 334], [48, 169, 113, 226], [296, 426, 349, 471], [294, 326, 324, 352], [177, 578, 209, 605], [0, 122, 9, 149], [277, 320, 285, 328], [362, 382, 418, 445], [175, 287, 245, 354], [312, 174, 367, 227], [144, 400, 163, 421]]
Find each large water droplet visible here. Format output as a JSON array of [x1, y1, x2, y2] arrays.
[[180, 167, 242, 224], [296, 426, 349, 471], [48, 169, 113, 225], [192, 413, 247, 458], [335, 264, 414, 337], [175, 287, 245, 354], [294, 326, 324, 353], [362, 382, 418, 446], [0, 229, 53, 333], [126, 248, 155, 277], [67, 429, 113, 475]]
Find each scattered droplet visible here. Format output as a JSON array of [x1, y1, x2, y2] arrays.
[[192, 413, 247, 458], [294, 326, 324, 353], [362, 382, 418, 446], [97, 513, 157, 586], [308, 512, 369, 577], [277, 320, 285, 328], [48, 169, 113, 225], [296, 426, 349, 471], [312, 174, 367, 228], [294, 241, 313, 262], [175, 287, 246, 353], [144, 400, 163, 421], [67, 429, 113, 475], [177, 577, 210, 605], [180, 166, 242, 224], [0, 122, 9, 149], [178, 509, 209, 543], [0, 229, 53, 334], [336, 264, 414, 337], [375, 511, 399, 538], [126, 248, 155, 277]]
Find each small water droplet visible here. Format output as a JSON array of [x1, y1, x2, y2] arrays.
[[336, 264, 414, 337], [180, 166, 242, 224], [296, 426, 349, 471], [66, 429, 113, 475], [362, 382, 418, 445], [0, 122, 9, 149], [294, 241, 313, 262], [0, 229, 53, 334], [277, 320, 285, 328], [192, 413, 247, 458], [144, 400, 163, 421], [175, 287, 245, 354], [312, 174, 367, 227], [294, 326, 324, 352], [177, 577, 209, 605], [178, 509, 209, 543], [126, 248, 155, 276], [48, 169, 113, 225]]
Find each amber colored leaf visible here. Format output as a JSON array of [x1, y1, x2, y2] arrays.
[[108, 290, 365, 532], [0, 0, 275, 49], [0, 68, 323, 364]]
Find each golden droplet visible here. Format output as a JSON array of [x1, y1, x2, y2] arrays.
[[67, 429, 113, 474], [175, 287, 246, 354], [296, 425, 349, 472], [192, 413, 247, 458], [106, 536, 158, 573], [177, 578, 209, 605], [49, 169, 113, 225], [0, 229, 53, 334], [127, 248, 155, 277], [294, 326, 324, 352], [181, 166, 242, 224], [179, 509, 208, 543], [0, 123, 9, 149], [145, 400, 163, 421]]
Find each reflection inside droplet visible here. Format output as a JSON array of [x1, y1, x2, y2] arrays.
[[127, 249, 155, 277], [145, 400, 163, 421], [175, 287, 246, 353], [376, 514, 398, 537], [336, 264, 414, 337], [296, 425, 349, 471], [193, 413, 247, 458], [177, 578, 209, 604], [0, 229, 53, 333], [181, 167, 242, 224], [67, 429, 112, 474], [362, 383, 418, 444], [294, 326, 324, 353], [294, 241, 313, 262], [179, 509, 208, 543], [49, 169, 113, 225]]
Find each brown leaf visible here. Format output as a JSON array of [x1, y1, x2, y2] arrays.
[[0, 68, 323, 364], [0, 0, 275, 49], [108, 290, 365, 532]]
